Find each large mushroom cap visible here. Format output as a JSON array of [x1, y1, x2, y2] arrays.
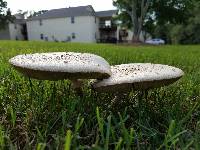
[[92, 63, 184, 93], [9, 52, 111, 80]]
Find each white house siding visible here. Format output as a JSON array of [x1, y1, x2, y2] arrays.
[[0, 26, 10, 40], [27, 16, 97, 43], [95, 17, 100, 40], [116, 26, 120, 40], [8, 23, 24, 40]]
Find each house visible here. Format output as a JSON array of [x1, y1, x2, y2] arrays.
[[96, 10, 118, 43], [0, 5, 147, 43], [27, 5, 97, 43], [0, 14, 27, 40]]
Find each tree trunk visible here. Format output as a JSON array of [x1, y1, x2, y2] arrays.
[[130, 8, 142, 43], [129, 0, 150, 44], [132, 25, 142, 43], [132, 32, 141, 43]]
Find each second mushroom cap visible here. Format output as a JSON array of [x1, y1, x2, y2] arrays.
[[92, 63, 184, 93]]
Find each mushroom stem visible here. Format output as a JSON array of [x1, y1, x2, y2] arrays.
[[71, 79, 83, 97]]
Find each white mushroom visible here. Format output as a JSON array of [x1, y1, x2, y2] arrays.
[[92, 63, 184, 93], [9, 52, 112, 96]]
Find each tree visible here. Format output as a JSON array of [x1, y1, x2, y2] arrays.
[[152, 0, 190, 25], [28, 10, 48, 18], [16, 9, 28, 18], [14, 10, 48, 19], [113, 0, 151, 43], [148, 0, 194, 43], [0, 0, 13, 29], [113, 0, 194, 43], [169, 0, 200, 44]]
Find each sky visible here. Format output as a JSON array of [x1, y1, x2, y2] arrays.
[[6, 0, 116, 14]]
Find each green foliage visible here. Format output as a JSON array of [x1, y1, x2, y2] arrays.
[[0, 0, 13, 29], [153, 24, 172, 43], [36, 143, 46, 150], [152, 0, 190, 25], [0, 41, 200, 149], [170, 25, 184, 44], [0, 125, 5, 147], [113, 0, 199, 44], [169, 1, 200, 44]]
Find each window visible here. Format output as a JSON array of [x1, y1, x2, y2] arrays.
[[14, 24, 17, 29], [71, 17, 75, 24], [39, 20, 43, 26], [72, 33, 76, 39], [40, 34, 44, 40], [105, 20, 111, 27], [95, 17, 96, 24]]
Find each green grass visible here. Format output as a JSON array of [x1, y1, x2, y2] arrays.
[[0, 40, 200, 149]]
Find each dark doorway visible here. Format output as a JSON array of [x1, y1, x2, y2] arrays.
[[21, 24, 28, 40]]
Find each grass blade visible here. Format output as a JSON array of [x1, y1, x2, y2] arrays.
[[105, 115, 111, 150], [64, 130, 72, 150]]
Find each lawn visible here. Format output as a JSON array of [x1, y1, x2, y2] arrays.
[[0, 41, 200, 149]]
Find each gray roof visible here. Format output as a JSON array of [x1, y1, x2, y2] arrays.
[[95, 10, 117, 17], [28, 5, 96, 21], [28, 6, 117, 21]]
